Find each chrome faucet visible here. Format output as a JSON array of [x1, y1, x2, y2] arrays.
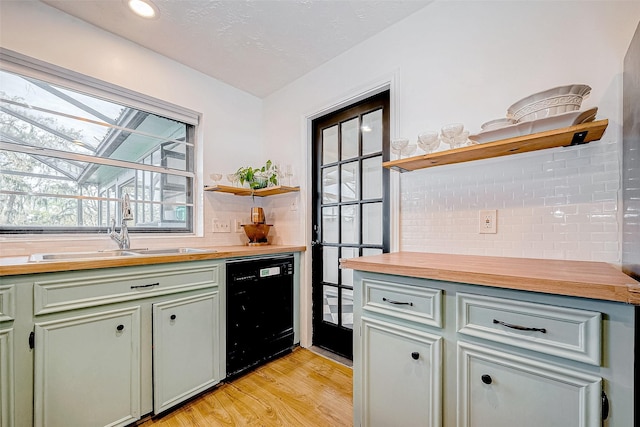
[[109, 193, 134, 250]]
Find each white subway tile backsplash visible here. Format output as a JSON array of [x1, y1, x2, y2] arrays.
[[400, 141, 621, 262]]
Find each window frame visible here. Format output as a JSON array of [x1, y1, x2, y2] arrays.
[[0, 48, 201, 235]]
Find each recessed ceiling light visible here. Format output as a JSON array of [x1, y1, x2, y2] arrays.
[[127, 0, 159, 19]]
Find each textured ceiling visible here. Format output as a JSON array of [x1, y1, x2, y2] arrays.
[[41, 0, 431, 98]]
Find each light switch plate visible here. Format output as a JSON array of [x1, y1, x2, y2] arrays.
[[212, 219, 231, 233], [479, 210, 497, 234]]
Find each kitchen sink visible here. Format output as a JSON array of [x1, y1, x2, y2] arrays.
[[28, 247, 215, 262], [130, 248, 215, 255], [29, 250, 138, 262]]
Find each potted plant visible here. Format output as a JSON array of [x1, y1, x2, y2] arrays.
[[235, 160, 279, 190]]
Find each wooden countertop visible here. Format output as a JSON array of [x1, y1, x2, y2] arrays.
[[0, 245, 306, 276], [340, 252, 640, 305]]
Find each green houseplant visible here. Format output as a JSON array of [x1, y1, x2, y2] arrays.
[[235, 160, 279, 190]]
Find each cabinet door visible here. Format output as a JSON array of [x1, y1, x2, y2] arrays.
[[0, 328, 13, 427], [360, 316, 442, 427], [34, 307, 141, 427], [153, 292, 219, 414], [458, 342, 602, 427]]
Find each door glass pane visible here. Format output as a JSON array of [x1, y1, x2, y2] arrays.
[[363, 203, 383, 245], [362, 109, 382, 155], [362, 156, 382, 200], [363, 248, 383, 257], [322, 285, 338, 325], [323, 125, 338, 165], [341, 118, 359, 160], [341, 205, 359, 244], [322, 206, 339, 243], [322, 166, 338, 204], [341, 288, 354, 330], [322, 246, 339, 284], [341, 247, 358, 286], [341, 161, 358, 202]]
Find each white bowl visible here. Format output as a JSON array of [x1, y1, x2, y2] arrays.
[[507, 84, 591, 123], [481, 118, 516, 131]]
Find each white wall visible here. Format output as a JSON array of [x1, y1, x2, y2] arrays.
[[0, 1, 265, 255], [264, 0, 640, 264]]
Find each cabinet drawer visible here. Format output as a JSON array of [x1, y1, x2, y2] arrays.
[[34, 263, 219, 315], [362, 279, 442, 328], [457, 292, 601, 365]]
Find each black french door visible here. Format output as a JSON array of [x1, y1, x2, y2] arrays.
[[311, 91, 390, 359]]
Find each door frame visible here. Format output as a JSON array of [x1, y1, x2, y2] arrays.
[[299, 74, 400, 349], [311, 90, 391, 358]]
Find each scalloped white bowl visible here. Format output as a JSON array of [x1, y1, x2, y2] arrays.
[[507, 84, 591, 123]]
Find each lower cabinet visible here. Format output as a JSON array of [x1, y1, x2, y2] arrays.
[[152, 292, 219, 414], [360, 316, 441, 427], [353, 271, 636, 427], [33, 307, 141, 427], [26, 260, 222, 427], [457, 342, 602, 427], [0, 327, 14, 427]]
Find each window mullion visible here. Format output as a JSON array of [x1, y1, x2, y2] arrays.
[[0, 141, 194, 178]]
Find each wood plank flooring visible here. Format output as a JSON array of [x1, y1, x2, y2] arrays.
[[139, 347, 353, 426]]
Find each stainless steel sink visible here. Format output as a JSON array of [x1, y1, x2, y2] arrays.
[[29, 250, 138, 262], [28, 247, 214, 262], [129, 247, 215, 255]]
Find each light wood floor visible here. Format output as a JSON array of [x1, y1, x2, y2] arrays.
[[139, 347, 353, 426]]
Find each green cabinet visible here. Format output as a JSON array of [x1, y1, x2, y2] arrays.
[[0, 327, 14, 427], [360, 316, 441, 427], [34, 307, 141, 427], [152, 292, 219, 414], [2, 259, 222, 427], [353, 271, 636, 427]]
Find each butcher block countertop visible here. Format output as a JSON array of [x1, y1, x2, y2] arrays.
[[0, 245, 306, 276], [340, 252, 640, 305]]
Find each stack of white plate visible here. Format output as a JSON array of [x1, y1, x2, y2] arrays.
[[470, 84, 596, 144]]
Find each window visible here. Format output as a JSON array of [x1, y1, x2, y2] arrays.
[[0, 51, 198, 234]]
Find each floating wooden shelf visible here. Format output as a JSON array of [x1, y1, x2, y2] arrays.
[[204, 184, 300, 197], [383, 119, 609, 172]]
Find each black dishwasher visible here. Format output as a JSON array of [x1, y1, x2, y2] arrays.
[[226, 255, 294, 378]]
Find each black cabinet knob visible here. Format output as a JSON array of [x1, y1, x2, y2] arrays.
[[411, 352, 420, 360], [116, 324, 124, 332], [170, 314, 177, 320], [481, 374, 492, 385]]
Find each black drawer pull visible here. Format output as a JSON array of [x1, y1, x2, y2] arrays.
[[131, 282, 159, 289], [170, 314, 177, 320], [493, 319, 547, 333], [411, 352, 419, 360], [382, 297, 413, 306], [116, 324, 124, 332], [481, 374, 492, 385]]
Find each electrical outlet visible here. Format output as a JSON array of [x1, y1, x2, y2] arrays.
[[479, 210, 497, 234], [234, 219, 243, 233], [212, 219, 231, 233]]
